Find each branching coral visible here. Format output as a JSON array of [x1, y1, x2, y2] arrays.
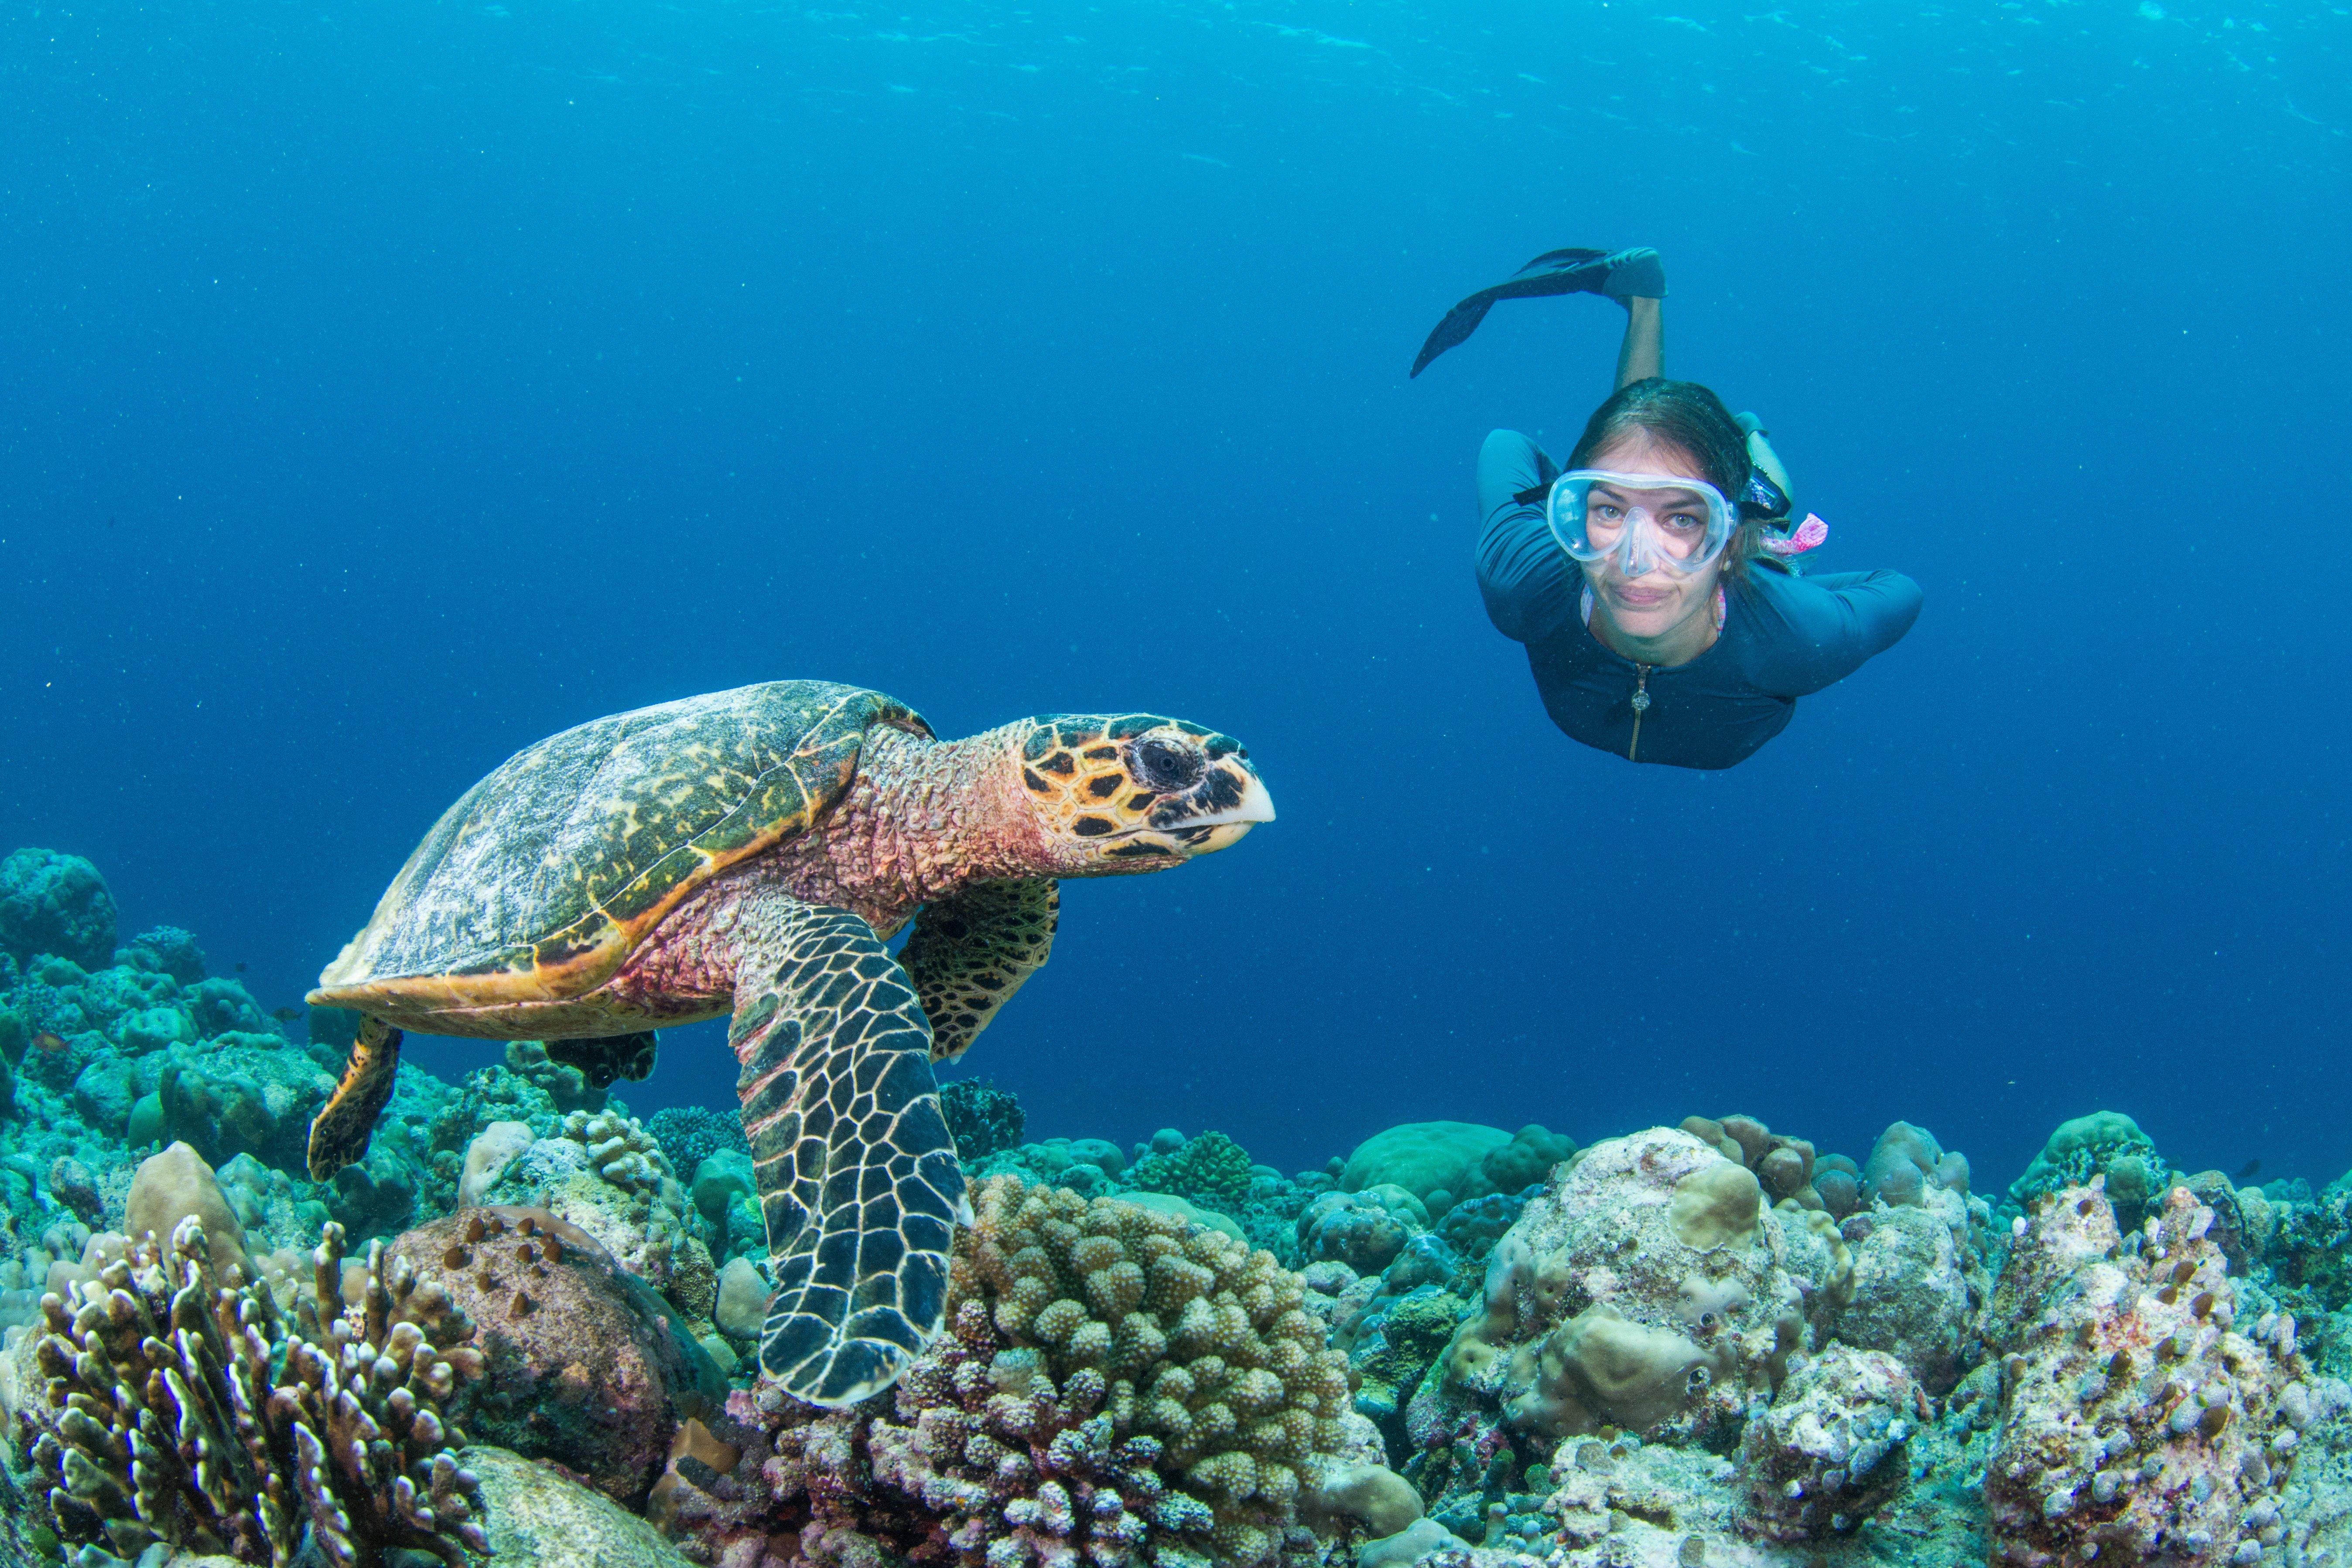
[[937, 1079, 1027, 1161], [1129, 1131, 1255, 1211], [27, 1215, 490, 1567], [647, 1104, 751, 1179], [876, 1176, 1354, 1567], [667, 1177, 1358, 1568]]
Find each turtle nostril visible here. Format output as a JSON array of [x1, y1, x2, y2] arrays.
[[1129, 737, 1203, 792]]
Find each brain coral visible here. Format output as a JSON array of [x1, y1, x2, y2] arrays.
[[1425, 1127, 1849, 1448]]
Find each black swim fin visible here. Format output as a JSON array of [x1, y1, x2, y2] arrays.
[[1409, 246, 1662, 378]]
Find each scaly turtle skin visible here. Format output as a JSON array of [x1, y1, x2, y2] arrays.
[[305, 679, 1272, 1405]]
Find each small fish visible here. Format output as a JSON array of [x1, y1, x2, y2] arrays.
[[2231, 1159, 2261, 1185], [235, 961, 248, 972], [271, 1006, 302, 1023], [33, 1031, 66, 1054]]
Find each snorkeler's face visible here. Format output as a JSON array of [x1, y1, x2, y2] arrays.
[[1579, 432, 1727, 646]]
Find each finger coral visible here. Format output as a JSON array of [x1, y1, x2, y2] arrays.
[[562, 1109, 676, 1198], [27, 1214, 490, 1567], [665, 1176, 1361, 1568]]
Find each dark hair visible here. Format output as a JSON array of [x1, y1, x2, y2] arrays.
[[1567, 377, 1769, 577]]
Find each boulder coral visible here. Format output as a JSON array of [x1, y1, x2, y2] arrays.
[[1296, 1185, 1427, 1275], [1426, 1127, 1849, 1449], [1734, 1343, 1923, 1541], [1982, 1177, 2311, 1567], [1341, 1123, 1512, 1217], [26, 1215, 489, 1566], [1340, 1122, 1573, 1220], [0, 847, 120, 970], [1828, 1182, 1990, 1394], [388, 1205, 710, 1508]]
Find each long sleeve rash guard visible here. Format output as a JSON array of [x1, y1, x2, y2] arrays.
[[1476, 428, 1923, 770]]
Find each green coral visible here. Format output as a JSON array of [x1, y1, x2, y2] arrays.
[[1129, 1130, 1254, 1210]]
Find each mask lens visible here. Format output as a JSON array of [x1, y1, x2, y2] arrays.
[[1549, 471, 1730, 576]]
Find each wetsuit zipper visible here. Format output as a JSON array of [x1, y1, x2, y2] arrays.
[[1628, 665, 1652, 762]]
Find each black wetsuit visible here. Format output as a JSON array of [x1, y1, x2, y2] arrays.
[[1477, 429, 1923, 769]]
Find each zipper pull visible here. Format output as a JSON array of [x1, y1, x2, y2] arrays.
[[1628, 665, 1651, 762]]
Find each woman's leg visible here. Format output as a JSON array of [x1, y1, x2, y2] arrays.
[[1614, 296, 1663, 389]]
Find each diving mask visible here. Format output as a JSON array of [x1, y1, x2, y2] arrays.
[[1546, 469, 1736, 579]]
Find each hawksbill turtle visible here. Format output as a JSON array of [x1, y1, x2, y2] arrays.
[[303, 679, 1273, 1404]]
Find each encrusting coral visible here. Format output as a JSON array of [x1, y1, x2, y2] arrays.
[[667, 1175, 1371, 1568], [27, 1213, 490, 1566]]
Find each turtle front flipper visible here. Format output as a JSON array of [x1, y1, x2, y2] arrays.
[[898, 877, 1059, 1063], [545, 1031, 660, 1090], [732, 898, 964, 1407], [306, 1014, 404, 1180]]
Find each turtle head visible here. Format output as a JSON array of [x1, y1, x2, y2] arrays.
[[1006, 715, 1274, 875]]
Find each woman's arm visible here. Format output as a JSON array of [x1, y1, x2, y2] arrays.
[[1739, 568, 1924, 696], [1476, 429, 1583, 646]]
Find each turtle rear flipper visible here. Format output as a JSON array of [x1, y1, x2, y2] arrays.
[[307, 1015, 404, 1180], [733, 898, 965, 1407], [898, 878, 1059, 1063], [546, 1031, 660, 1090]]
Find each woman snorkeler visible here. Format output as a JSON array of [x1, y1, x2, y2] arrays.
[[1413, 246, 1921, 768]]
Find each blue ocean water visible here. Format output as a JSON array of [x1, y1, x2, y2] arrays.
[[2, 0, 2346, 1196]]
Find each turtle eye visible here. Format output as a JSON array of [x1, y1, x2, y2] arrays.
[[1128, 737, 1204, 792]]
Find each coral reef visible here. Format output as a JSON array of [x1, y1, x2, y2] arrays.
[[20, 851, 2352, 1568], [666, 1176, 1367, 1568], [1982, 1177, 2310, 1567], [24, 1214, 489, 1565]]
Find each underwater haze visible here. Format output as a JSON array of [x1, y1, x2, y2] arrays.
[[4, 0, 2349, 1192]]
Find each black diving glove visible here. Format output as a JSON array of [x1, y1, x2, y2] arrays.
[[1596, 246, 1667, 302], [1412, 245, 1627, 378]]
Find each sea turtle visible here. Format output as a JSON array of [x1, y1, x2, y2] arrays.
[[304, 680, 1273, 1405]]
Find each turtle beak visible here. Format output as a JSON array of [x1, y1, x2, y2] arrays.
[[1174, 766, 1275, 857]]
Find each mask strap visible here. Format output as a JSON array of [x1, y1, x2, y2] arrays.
[[1763, 514, 1829, 557]]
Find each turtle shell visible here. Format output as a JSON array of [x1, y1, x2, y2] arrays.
[[312, 680, 930, 1015]]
